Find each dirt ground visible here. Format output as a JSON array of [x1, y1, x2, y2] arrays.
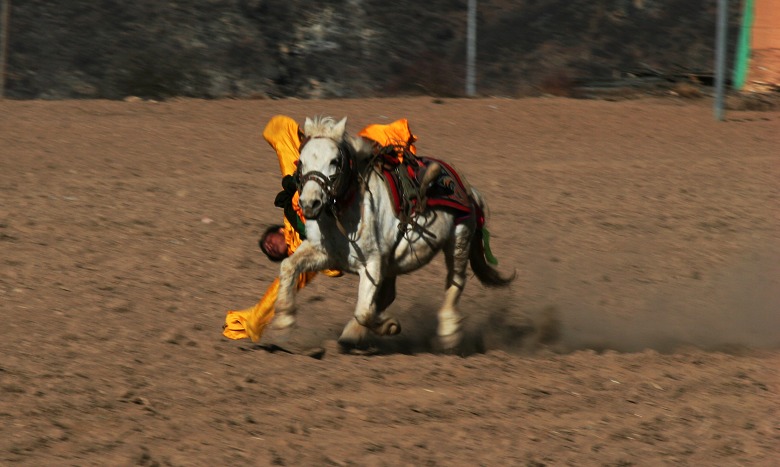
[[1, 96, 779, 466]]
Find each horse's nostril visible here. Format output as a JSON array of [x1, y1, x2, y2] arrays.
[[311, 199, 322, 211]]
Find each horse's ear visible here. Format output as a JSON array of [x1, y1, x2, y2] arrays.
[[334, 117, 347, 138], [347, 135, 373, 159], [303, 117, 314, 136]]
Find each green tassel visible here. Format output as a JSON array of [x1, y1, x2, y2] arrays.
[[482, 227, 499, 265], [295, 216, 306, 239]]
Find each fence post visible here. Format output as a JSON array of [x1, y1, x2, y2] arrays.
[[714, 0, 729, 121], [465, 0, 477, 96]]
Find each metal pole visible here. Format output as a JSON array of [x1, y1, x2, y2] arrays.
[[714, 0, 729, 121], [0, 0, 10, 99], [466, 0, 476, 96]]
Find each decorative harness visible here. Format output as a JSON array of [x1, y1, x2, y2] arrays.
[[296, 134, 481, 229]]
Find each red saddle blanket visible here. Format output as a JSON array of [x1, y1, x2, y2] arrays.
[[381, 156, 479, 226], [358, 118, 482, 227]]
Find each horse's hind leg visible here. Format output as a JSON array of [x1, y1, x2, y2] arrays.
[[437, 223, 471, 350]]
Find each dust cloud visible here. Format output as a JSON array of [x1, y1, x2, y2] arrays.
[[331, 249, 779, 356], [548, 249, 780, 353]]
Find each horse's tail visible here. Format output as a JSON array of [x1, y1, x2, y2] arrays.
[[469, 187, 516, 287]]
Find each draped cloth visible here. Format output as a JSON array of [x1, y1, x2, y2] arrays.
[[263, 115, 306, 253], [358, 118, 417, 163]]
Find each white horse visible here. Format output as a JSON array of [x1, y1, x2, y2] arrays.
[[273, 116, 514, 351]]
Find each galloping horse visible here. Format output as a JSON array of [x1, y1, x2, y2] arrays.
[[272, 116, 514, 350]]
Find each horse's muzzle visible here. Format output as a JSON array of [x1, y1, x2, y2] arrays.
[[300, 197, 324, 220], [299, 173, 332, 220]]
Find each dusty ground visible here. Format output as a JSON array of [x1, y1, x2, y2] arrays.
[[1, 97, 779, 466]]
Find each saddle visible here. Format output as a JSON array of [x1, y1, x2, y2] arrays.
[[358, 119, 479, 230], [380, 151, 476, 228]]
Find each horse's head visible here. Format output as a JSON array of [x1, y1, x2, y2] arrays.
[[297, 116, 369, 219]]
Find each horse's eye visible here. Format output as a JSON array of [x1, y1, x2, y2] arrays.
[[329, 158, 339, 167]]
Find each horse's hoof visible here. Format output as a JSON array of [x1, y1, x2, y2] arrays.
[[338, 319, 371, 352], [337, 334, 377, 353], [270, 313, 296, 331], [437, 331, 463, 351], [379, 318, 401, 336]]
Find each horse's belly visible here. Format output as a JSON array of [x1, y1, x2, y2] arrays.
[[391, 237, 443, 274], [392, 254, 440, 274], [389, 210, 457, 274]]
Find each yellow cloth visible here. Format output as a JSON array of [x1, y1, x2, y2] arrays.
[[358, 118, 417, 162], [263, 115, 302, 177], [263, 115, 305, 255], [223, 273, 316, 341]]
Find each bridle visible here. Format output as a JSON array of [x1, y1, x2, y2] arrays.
[[296, 136, 357, 215]]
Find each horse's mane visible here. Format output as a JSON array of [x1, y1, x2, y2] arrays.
[[303, 116, 346, 140], [303, 115, 373, 159]]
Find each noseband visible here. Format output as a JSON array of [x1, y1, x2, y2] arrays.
[[296, 137, 356, 212]]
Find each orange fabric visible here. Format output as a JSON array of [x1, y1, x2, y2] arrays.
[[223, 273, 317, 342], [263, 115, 306, 255], [358, 118, 417, 162], [263, 115, 302, 177]]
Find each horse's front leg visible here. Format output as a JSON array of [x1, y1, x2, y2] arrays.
[[338, 262, 400, 349], [338, 274, 399, 349], [356, 263, 402, 336], [273, 241, 329, 332]]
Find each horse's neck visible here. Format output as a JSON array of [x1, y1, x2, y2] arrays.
[[330, 168, 398, 246], [364, 167, 400, 226]]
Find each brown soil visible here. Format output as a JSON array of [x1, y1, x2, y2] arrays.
[[1, 97, 779, 466]]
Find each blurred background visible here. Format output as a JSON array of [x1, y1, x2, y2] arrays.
[[0, 1, 777, 100]]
